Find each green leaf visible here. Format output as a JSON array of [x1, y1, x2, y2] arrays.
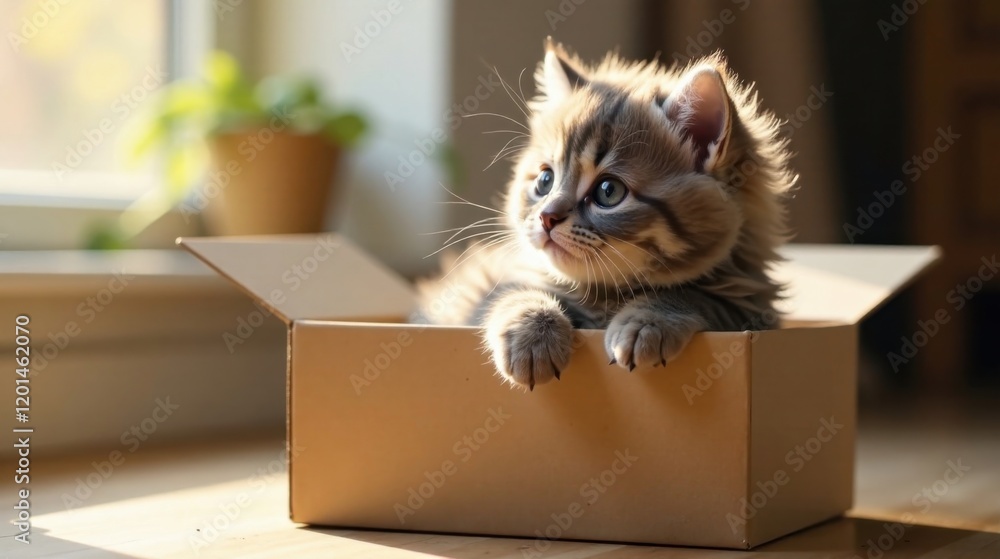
[[256, 76, 322, 111], [204, 51, 242, 92], [84, 222, 128, 250], [299, 81, 321, 106], [120, 49, 367, 208], [436, 141, 464, 191], [325, 112, 367, 147], [163, 82, 214, 116], [289, 105, 329, 134], [122, 112, 169, 162], [164, 141, 209, 198], [121, 83, 213, 163]]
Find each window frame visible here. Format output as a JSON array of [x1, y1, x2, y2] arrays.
[[0, 0, 214, 248]]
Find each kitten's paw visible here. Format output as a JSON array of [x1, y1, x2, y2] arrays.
[[485, 293, 573, 390], [605, 307, 699, 371]]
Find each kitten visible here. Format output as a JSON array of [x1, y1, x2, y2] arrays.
[[416, 40, 794, 390]]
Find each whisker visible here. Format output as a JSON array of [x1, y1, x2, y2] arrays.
[[440, 218, 507, 246], [426, 230, 510, 258], [421, 217, 505, 237], [482, 129, 529, 137], [490, 136, 528, 155], [517, 68, 530, 114], [435, 186, 510, 218], [594, 247, 625, 304], [602, 241, 655, 299], [486, 149, 527, 171], [486, 137, 528, 170], [450, 231, 514, 266], [589, 252, 602, 306], [494, 66, 530, 120], [589, 248, 603, 305], [437, 201, 509, 217], [438, 227, 504, 250], [563, 253, 583, 295], [605, 233, 672, 274], [491, 147, 527, 166], [484, 241, 522, 299], [441, 234, 502, 279], [581, 252, 593, 305], [598, 245, 630, 307], [440, 233, 515, 280], [464, 112, 529, 131], [437, 182, 510, 214], [594, 247, 628, 306]]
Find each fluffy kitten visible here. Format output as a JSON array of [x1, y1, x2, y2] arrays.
[[416, 41, 794, 390]]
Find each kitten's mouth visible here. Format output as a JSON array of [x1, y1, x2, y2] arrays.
[[529, 228, 584, 263], [543, 238, 579, 261]]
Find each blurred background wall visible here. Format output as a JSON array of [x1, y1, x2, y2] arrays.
[[217, 0, 840, 265], [215, 0, 998, 400], [1, 0, 996, 455], [217, 0, 452, 271]]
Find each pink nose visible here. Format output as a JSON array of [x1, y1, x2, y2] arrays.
[[540, 212, 566, 232]]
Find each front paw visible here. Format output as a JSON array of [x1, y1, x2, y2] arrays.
[[605, 307, 700, 371], [484, 293, 573, 390]]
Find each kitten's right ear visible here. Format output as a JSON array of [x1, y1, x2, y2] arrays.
[[536, 38, 587, 111]]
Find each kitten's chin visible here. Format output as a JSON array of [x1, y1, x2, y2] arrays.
[[523, 234, 583, 282], [542, 238, 574, 261], [541, 242, 591, 283]]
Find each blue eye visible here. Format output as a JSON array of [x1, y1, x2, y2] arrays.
[[592, 178, 627, 208], [535, 168, 554, 196]]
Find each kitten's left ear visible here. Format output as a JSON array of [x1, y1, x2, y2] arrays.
[[663, 66, 732, 172], [537, 38, 588, 111]]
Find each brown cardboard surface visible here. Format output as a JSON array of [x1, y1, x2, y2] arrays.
[[178, 234, 414, 323], [775, 244, 941, 324], [179, 236, 939, 327], [291, 321, 754, 548], [177, 234, 941, 549], [747, 326, 857, 546]]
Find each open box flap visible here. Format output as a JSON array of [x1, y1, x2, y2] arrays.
[[177, 234, 415, 324], [178, 235, 936, 326], [774, 244, 941, 324]]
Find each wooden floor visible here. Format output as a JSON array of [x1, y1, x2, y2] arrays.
[[4, 400, 999, 558]]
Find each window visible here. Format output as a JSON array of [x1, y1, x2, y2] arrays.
[[0, 0, 170, 202], [0, 0, 212, 205]]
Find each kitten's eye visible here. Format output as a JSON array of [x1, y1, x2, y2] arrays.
[[535, 167, 555, 196], [592, 178, 628, 208]]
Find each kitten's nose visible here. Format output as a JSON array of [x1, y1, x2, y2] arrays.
[[540, 212, 567, 233]]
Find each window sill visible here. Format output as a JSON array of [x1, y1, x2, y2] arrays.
[[0, 180, 200, 249], [0, 248, 221, 294], [0, 248, 288, 457]]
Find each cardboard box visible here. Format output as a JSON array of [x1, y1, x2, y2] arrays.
[[179, 234, 939, 549]]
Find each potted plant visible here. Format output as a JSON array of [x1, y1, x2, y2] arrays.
[[122, 50, 367, 238]]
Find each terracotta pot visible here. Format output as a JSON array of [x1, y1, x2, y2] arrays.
[[201, 131, 341, 235]]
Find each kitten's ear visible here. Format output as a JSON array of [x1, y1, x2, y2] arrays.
[[663, 65, 732, 172], [536, 38, 588, 110]]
